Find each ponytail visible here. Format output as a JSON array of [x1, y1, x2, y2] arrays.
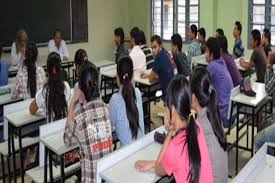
[[117, 57, 140, 139], [186, 115, 201, 183], [24, 42, 38, 98]]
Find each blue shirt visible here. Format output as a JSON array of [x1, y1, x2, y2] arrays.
[[0, 60, 8, 86], [108, 87, 144, 146], [233, 38, 244, 58], [208, 57, 233, 121], [153, 48, 177, 97]]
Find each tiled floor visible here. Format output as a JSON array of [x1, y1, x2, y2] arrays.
[[0, 101, 273, 183]]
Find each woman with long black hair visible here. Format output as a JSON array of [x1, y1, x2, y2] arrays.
[[12, 42, 46, 99], [29, 52, 70, 122], [135, 75, 213, 183], [108, 56, 144, 146], [190, 66, 228, 183]]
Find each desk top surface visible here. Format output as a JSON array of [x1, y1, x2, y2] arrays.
[[231, 82, 268, 107], [0, 93, 20, 106], [40, 130, 78, 156], [100, 142, 161, 183], [5, 109, 45, 127], [92, 60, 115, 68]]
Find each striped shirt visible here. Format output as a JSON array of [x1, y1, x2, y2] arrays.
[[108, 87, 145, 146], [64, 98, 113, 183], [140, 44, 155, 69], [187, 40, 202, 64], [12, 66, 46, 99], [265, 64, 275, 95], [233, 38, 244, 58]]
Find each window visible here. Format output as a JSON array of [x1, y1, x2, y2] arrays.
[[152, 0, 200, 41], [249, 0, 275, 45]]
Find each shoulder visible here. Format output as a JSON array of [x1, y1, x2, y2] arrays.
[[109, 92, 123, 106], [61, 40, 67, 46], [11, 42, 16, 48], [48, 39, 54, 45]]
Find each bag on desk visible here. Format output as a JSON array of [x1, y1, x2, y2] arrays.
[[240, 77, 256, 97], [154, 131, 166, 144]]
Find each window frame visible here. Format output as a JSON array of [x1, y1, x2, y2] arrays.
[[151, 0, 200, 43]]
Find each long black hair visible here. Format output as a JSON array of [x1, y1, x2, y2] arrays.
[[190, 66, 227, 151], [24, 42, 38, 98], [79, 62, 100, 102], [166, 75, 200, 183], [44, 52, 67, 122], [117, 56, 140, 139]]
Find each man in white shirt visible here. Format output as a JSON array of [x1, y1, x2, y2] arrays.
[[48, 29, 69, 62], [129, 27, 146, 72]]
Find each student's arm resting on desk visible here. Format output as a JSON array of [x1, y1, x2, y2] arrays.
[[64, 89, 85, 146], [240, 57, 254, 70], [141, 71, 159, 83]]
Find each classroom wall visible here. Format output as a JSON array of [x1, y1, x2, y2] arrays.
[[3, 0, 130, 62]]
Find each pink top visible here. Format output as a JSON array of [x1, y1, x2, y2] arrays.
[[162, 120, 213, 183]]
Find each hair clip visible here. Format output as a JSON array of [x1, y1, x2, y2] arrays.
[[208, 85, 213, 94], [123, 73, 128, 80]]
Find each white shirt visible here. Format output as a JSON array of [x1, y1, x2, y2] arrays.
[[129, 45, 146, 72], [48, 39, 69, 61], [11, 42, 24, 68]]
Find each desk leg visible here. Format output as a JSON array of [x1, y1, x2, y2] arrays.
[[10, 124, 17, 183], [60, 156, 65, 183], [235, 104, 240, 175], [1, 154, 5, 183], [18, 128, 24, 183], [49, 150, 53, 183], [251, 108, 255, 157], [44, 148, 48, 183], [8, 124, 11, 183]]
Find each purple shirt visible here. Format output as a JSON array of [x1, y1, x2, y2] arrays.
[[222, 53, 241, 87], [208, 57, 233, 120]]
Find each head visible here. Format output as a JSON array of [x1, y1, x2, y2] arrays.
[[171, 33, 183, 54], [24, 42, 38, 98], [130, 27, 140, 47], [205, 37, 221, 63], [165, 75, 201, 183], [233, 21, 242, 38], [74, 49, 88, 76], [215, 28, 224, 38], [217, 35, 229, 55], [188, 24, 198, 40], [250, 29, 261, 48], [150, 35, 163, 56], [79, 63, 100, 102], [197, 28, 206, 43], [16, 30, 28, 52], [190, 66, 227, 151], [114, 27, 125, 46], [117, 56, 140, 139], [139, 30, 146, 45], [45, 52, 67, 121], [261, 28, 271, 47], [53, 29, 62, 48]]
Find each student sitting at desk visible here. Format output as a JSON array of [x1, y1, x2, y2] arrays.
[[232, 21, 245, 58], [261, 28, 272, 58], [206, 37, 233, 128], [141, 35, 177, 98], [139, 30, 155, 69], [64, 63, 113, 183], [218, 35, 241, 87], [11, 29, 28, 67], [198, 27, 207, 54], [114, 27, 129, 63], [29, 52, 70, 122], [48, 29, 69, 62], [255, 53, 275, 151], [129, 27, 146, 72], [215, 28, 224, 38], [109, 56, 144, 146], [187, 24, 202, 64], [240, 29, 267, 83], [0, 44, 8, 86], [135, 75, 213, 183], [190, 67, 228, 183], [12, 42, 46, 99], [171, 33, 190, 76]]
